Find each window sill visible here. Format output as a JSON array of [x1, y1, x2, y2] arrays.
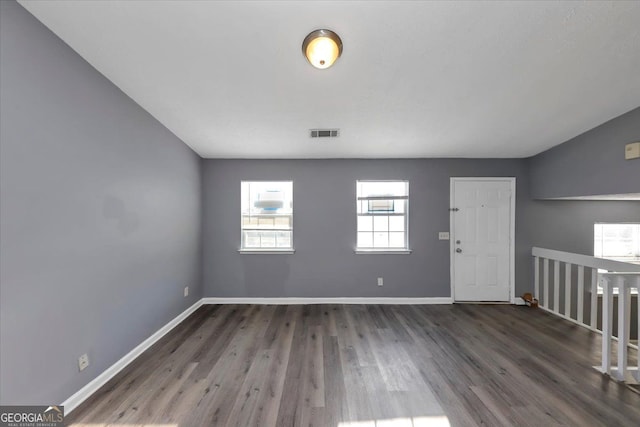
[[355, 249, 412, 255], [238, 249, 295, 255]]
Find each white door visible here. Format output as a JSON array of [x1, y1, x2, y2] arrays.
[[451, 178, 514, 302]]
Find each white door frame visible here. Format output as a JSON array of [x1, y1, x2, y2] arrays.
[[449, 177, 516, 303]]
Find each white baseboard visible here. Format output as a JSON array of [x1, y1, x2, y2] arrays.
[[61, 299, 203, 414], [202, 297, 453, 305]]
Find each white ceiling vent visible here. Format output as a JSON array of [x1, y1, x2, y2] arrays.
[[310, 129, 339, 138]]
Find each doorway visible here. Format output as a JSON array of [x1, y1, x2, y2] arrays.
[[450, 178, 515, 302]]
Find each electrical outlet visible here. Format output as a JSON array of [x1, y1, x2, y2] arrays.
[[184, 286, 189, 297], [78, 353, 89, 372], [377, 277, 384, 287]]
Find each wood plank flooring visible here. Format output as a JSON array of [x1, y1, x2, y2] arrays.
[[67, 304, 640, 426]]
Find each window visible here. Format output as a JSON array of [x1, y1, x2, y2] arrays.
[[594, 223, 639, 294], [356, 181, 409, 251], [241, 181, 293, 251], [594, 223, 640, 264]]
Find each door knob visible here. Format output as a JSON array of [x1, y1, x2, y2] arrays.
[[456, 248, 462, 253]]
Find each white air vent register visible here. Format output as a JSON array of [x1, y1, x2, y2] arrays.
[[310, 129, 339, 138]]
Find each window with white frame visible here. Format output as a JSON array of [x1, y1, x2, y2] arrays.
[[241, 181, 293, 251], [356, 181, 409, 251], [594, 223, 640, 264], [594, 223, 640, 294]]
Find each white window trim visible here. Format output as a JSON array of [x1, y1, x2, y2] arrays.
[[355, 249, 412, 255], [241, 180, 294, 252], [239, 249, 295, 255], [355, 180, 410, 252]]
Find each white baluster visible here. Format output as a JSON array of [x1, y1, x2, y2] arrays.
[[564, 263, 572, 318], [616, 276, 630, 381], [635, 274, 640, 382], [534, 256, 540, 302], [577, 266, 584, 324], [601, 279, 613, 375], [543, 258, 549, 309], [591, 269, 598, 330], [554, 260, 560, 314]]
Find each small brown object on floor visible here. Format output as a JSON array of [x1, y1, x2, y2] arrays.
[[522, 293, 539, 308]]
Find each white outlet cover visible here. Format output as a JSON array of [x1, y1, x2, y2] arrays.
[[78, 354, 89, 371], [184, 286, 189, 297], [377, 277, 384, 286], [438, 232, 450, 240]]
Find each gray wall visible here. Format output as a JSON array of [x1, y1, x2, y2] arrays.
[[527, 200, 640, 255], [202, 159, 533, 299], [526, 110, 640, 332], [0, 1, 202, 405], [529, 107, 640, 199]]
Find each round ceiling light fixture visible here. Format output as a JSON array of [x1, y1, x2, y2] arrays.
[[302, 29, 343, 69]]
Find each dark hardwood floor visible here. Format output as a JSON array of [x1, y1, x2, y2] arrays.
[[67, 304, 640, 427]]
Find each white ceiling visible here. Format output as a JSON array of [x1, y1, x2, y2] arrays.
[[18, 0, 640, 159]]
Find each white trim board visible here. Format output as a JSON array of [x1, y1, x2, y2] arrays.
[[61, 299, 203, 414], [202, 297, 453, 305], [532, 247, 640, 272]]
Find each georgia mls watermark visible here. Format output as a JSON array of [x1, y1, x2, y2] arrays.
[[0, 406, 64, 427]]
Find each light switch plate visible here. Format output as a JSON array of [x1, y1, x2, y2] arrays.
[[625, 142, 640, 160], [438, 232, 450, 240]]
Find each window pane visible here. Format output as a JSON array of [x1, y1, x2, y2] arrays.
[[594, 224, 603, 257], [358, 232, 373, 248], [368, 199, 394, 212], [258, 217, 274, 228], [373, 232, 389, 248], [275, 231, 291, 248], [243, 231, 261, 248], [242, 216, 258, 227], [358, 216, 373, 232], [389, 216, 405, 232], [275, 215, 293, 229], [243, 181, 293, 216], [359, 181, 407, 197], [373, 216, 389, 232], [389, 232, 405, 248], [274, 215, 291, 229], [594, 223, 640, 263], [259, 231, 276, 248], [241, 182, 250, 214]]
